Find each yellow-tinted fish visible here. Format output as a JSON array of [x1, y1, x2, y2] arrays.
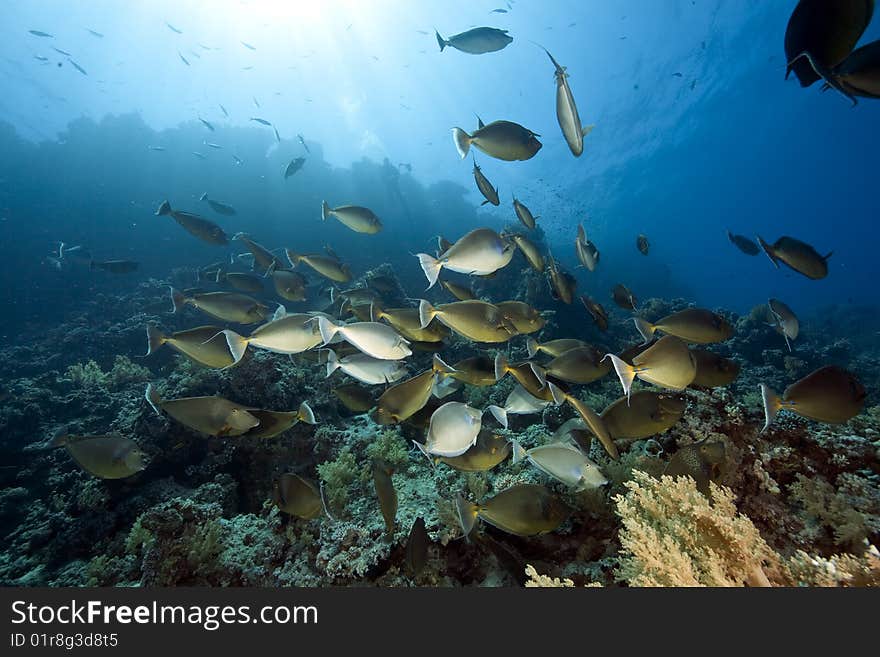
[[419, 299, 516, 343], [273, 473, 322, 519], [373, 355, 455, 425], [580, 295, 609, 331], [156, 200, 228, 245], [511, 440, 607, 490], [601, 391, 686, 440], [286, 249, 352, 283], [440, 280, 476, 301], [761, 365, 865, 430], [559, 391, 618, 459], [241, 402, 316, 438], [727, 230, 760, 255], [758, 235, 831, 280], [145, 383, 259, 437], [222, 311, 323, 364], [664, 439, 726, 497], [170, 287, 269, 324], [547, 255, 576, 304], [372, 304, 450, 343], [605, 336, 696, 399], [333, 383, 375, 412], [768, 298, 799, 351], [146, 324, 235, 368], [536, 345, 611, 384], [417, 228, 514, 288], [526, 337, 587, 358], [690, 350, 740, 388], [611, 284, 637, 311], [321, 201, 382, 234], [216, 270, 264, 293], [325, 350, 408, 384], [448, 355, 497, 387], [456, 484, 568, 537], [539, 46, 594, 157], [473, 161, 500, 206], [272, 269, 307, 302], [513, 198, 538, 229], [90, 259, 139, 274], [487, 385, 551, 429], [830, 38, 880, 101], [453, 119, 542, 161], [372, 458, 398, 538], [232, 233, 284, 272], [510, 233, 545, 272], [494, 353, 561, 401], [496, 301, 545, 334], [575, 224, 599, 271], [405, 517, 429, 577], [53, 433, 146, 479], [437, 429, 511, 471], [634, 308, 733, 345]]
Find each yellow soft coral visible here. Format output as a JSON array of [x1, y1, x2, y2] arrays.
[[614, 471, 784, 587]]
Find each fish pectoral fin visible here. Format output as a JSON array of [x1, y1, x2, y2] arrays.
[[582, 124, 595, 137]]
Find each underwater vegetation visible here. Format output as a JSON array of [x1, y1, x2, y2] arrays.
[[1, 0, 879, 588]]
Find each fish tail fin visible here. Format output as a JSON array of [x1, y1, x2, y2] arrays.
[[548, 381, 566, 405], [221, 329, 248, 365], [756, 236, 779, 268], [316, 316, 338, 345], [321, 200, 331, 222], [418, 299, 436, 329], [324, 349, 339, 377], [494, 352, 508, 382], [823, 251, 833, 261], [285, 249, 300, 268], [526, 338, 540, 358], [298, 401, 316, 425], [145, 383, 162, 415], [416, 253, 442, 289], [199, 192, 207, 201], [455, 495, 479, 538], [487, 405, 508, 429], [155, 200, 172, 216], [432, 354, 456, 376], [169, 286, 185, 313], [435, 30, 446, 51], [760, 384, 782, 432], [50, 431, 69, 448], [509, 438, 526, 464], [145, 324, 166, 356], [452, 128, 471, 159], [633, 317, 655, 345], [603, 353, 636, 403]]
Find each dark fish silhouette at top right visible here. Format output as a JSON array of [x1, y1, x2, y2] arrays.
[[784, 0, 876, 103], [757, 235, 831, 280]]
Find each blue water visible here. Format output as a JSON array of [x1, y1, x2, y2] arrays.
[[0, 0, 878, 333]]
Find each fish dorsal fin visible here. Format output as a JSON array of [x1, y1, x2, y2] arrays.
[[475, 114, 485, 129]]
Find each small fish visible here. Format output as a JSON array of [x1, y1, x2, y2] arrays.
[[273, 126, 281, 142], [192, 151, 205, 159], [221, 312, 323, 363], [453, 119, 541, 161], [146, 383, 259, 437], [511, 441, 607, 491], [726, 230, 760, 255], [165, 22, 183, 34], [601, 390, 686, 440], [440, 280, 475, 301], [758, 235, 831, 280], [768, 298, 799, 351], [456, 484, 569, 537], [446, 356, 496, 387], [67, 58, 87, 75], [495, 300, 545, 334], [611, 283, 637, 310], [284, 157, 306, 178], [250, 117, 272, 126], [486, 385, 551, 429], [178, 51, 190, 66], [436, 27, 513, 55], [321, 201, 382, 234], [689, 350, 740, 388], [373, 355, 454, 425], [156, 200, 228, 245], [537, 345, 611, 384], [29, 30, 54, 38], [89, 259, 138, 274], [580, 295, 609, 331], [761, 365, 865, 430], [512, 197, 537, 229], [417, 401, 482, 458], [317, 317, 411, 360], [170, 287, 269, 325], [417, 228, 514, 288], [419, 299, 517, 343], [537, 45, 593, 157], [148, 145, 166, 151], [53, 47, 72, 56], [604, 335, 697, 400], [253, 96, 260, 108], [242, 41, 257, 51], [405, 517, 429, 577], [243, 403, 315, 439], [204, 142, 222, 149], [325, 350, 408, 385], [634, 309, 733, 345], [199, 192, 236, 216], [232, 154, 243, 165], [575, 223, 599, 271], [509, 233, 544, 272], [219, 104, 229, 117], [333, 383, 375, 413], [86, 28, 104, 38], [273, 474, 322, 519], [438, 429, 510, 471], [472, 160, 500, 206], [198, 117, 215, 131], [372, 459, 398, 538], [286, 250, 352, 283], [636, 234, 649, 255], [547, 255, 576, 304], [272, 269, 307, 302], [664, 439, 726, 497], [34, 55, 49, 63], [146, 324, 235, 368], [827, 39, 880, 103], [525, 337, 587, 358], [53, 433, 146, 479], [297, 134, 310, 152], [215, 270, 263, 293]]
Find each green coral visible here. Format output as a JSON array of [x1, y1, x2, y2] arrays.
[[317, 449, 358, 516], [364, 428, 410, 470], [63, 360, 107, 389], [62, 355, 150, 392]]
